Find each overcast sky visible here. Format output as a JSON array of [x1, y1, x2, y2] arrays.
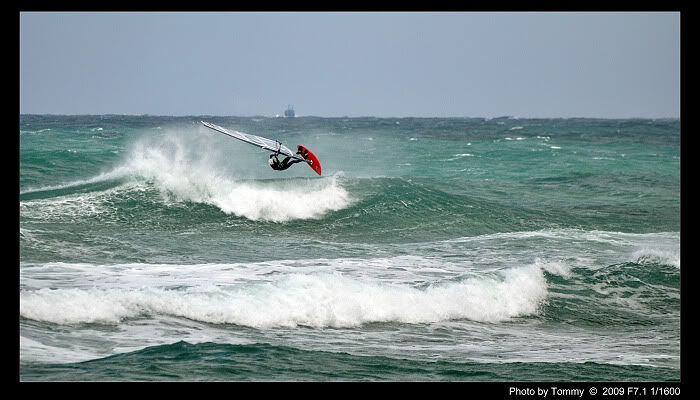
[[20, 12, 679, 118]]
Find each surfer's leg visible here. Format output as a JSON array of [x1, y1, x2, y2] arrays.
[[279, 157, 292, 169]]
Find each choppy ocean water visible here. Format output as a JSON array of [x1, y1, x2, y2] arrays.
[[19, 115, 680, 381]]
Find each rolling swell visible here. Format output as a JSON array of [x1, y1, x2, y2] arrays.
[[20, 341, 679, 381], [18, 171, 601, 249], [19, 167, 682, 264], [19, 156, 547, 232], [542, 261, 680, 327]]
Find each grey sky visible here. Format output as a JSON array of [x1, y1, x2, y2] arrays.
[[20, 12, 679, 118]]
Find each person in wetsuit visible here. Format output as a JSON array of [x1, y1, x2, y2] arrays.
[[269, 152, 305, 171]]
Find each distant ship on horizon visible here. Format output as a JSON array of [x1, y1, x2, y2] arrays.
[[284, 105, 295, 118]]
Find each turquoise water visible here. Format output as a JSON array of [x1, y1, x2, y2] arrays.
[[19, 115, 680, 381]]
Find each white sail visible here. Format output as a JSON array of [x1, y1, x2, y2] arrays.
[[201, 121, 302, 160]]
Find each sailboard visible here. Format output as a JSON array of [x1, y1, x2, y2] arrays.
[[297, 145, 322, 176], [201, 121, 322, 176]]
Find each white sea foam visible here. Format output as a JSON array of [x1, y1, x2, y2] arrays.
[[632, 248, 680, 268], [447, 229, 679, 246], [20, 336, 104, 363], [19, 182, 144, 221], [440, 230, 679, 274], [21, 191, 109, 220], [123, 133, 351, 221], [19, 166, 132, 195], [22, 130, 352, 222], [19, 263, 550, 328], [441, 153, 475, 162], [20, 128, 52, 135], [533, 258, 572, 278]]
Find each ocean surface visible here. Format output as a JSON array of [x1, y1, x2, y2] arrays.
[[19, 115, 680, 381]]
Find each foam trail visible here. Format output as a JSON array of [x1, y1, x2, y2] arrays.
[[20, 166, 132, 195], [447, 229, 679, 245], [20, 265, 548, 328], [20, 182, 144, 221], [20, 336, 104, 364]]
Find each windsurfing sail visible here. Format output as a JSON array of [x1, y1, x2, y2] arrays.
[[201, 121, 322, 175], [201, 121, 304, 161]]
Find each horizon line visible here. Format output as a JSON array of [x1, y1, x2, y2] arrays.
[[19, 113, 681, 120]]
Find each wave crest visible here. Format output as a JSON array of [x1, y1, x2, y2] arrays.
[[23, 131, 352, 222], [632, 248, 680, 268], [20, 265, 548, 328]]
